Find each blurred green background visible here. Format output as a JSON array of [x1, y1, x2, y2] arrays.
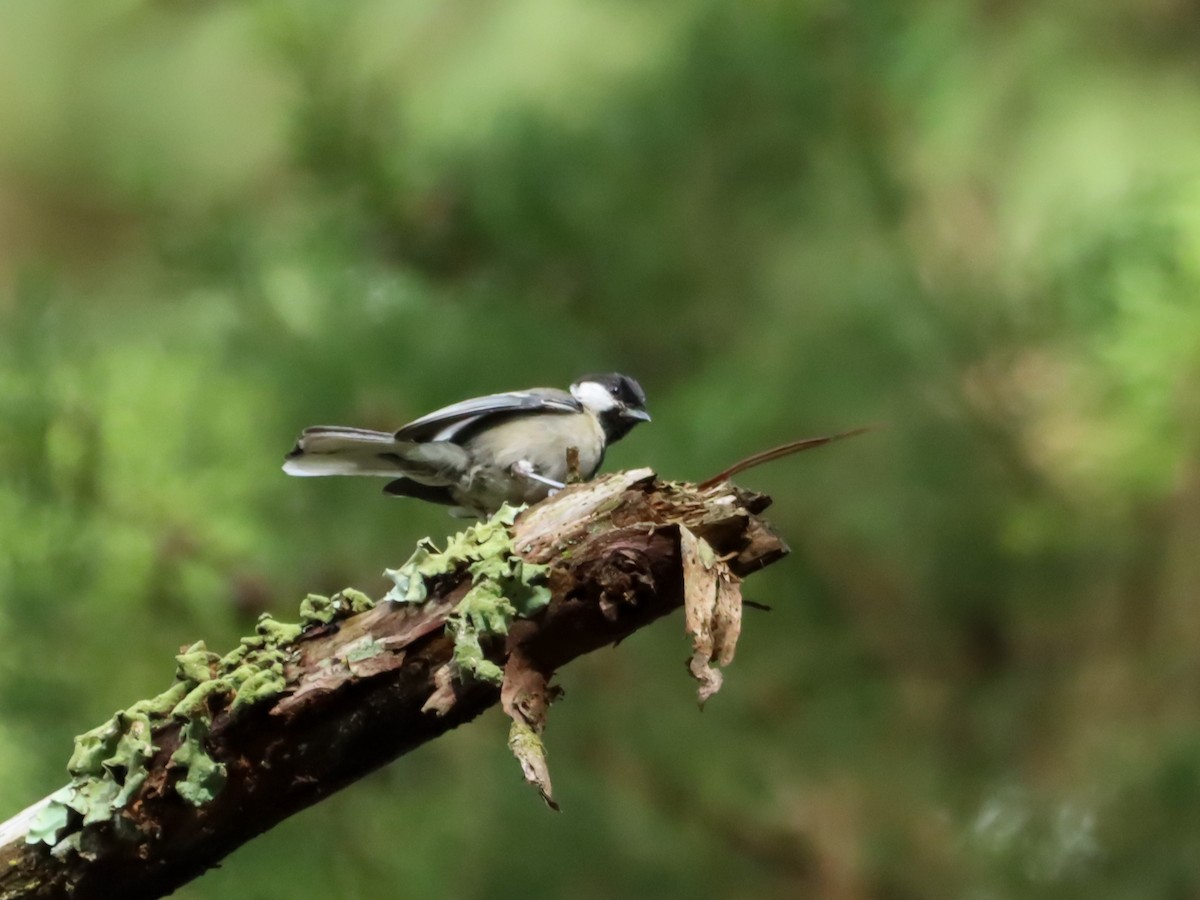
[[2, 1, 1200, 897]]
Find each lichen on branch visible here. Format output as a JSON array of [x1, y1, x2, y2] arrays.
[[1, 469, 788, 900], [385, 503, 551, 685], [26, 589, 375, 856]]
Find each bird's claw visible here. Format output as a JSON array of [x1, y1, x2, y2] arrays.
[[513, 460, 565, 491]]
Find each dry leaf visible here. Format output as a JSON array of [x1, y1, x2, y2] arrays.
[[680, 525, 744, 706]]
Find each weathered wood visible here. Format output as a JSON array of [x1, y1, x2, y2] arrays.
[[0, 469, 787, 900]]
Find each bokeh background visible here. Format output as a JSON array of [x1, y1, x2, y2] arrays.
[[3, 1, 1200, 897]]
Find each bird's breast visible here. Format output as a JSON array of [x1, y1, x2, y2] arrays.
[[463, 413, 605, 481]]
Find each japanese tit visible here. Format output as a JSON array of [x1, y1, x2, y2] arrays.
[[283, 373, 651, 517]]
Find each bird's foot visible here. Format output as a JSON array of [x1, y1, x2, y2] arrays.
[[512, 460, 565, 491]]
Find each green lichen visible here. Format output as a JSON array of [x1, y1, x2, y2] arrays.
[[170, 719, 227, 807], [27, 584, 375, 852], [27, 507, 543, 854], [246, 613, 303, 648], [345, 638, 385, 664], [25, 797, 70, 846], [383, 540, 447, 604], [218, 642, 249, 669], [126, 681, 190, 719], [384, 504, 551, 686], [27, 707, 161, 848], [508, 720, 547, 767], [449, 583, 512, 683], [299, 588, 376, 625], [170, 679, 229, 721], [65, 716, 124, 777], [299, 593, 335, 624], [338, 588, 375, 616], [106, 714, 155, 809], [229, 666, 286, 714], [174, 641, 219, 683]]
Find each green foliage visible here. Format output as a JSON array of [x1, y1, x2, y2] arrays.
[[2, 0, 1200, 897]]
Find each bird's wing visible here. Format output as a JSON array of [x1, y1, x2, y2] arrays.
[[393, 388, 581, 443]]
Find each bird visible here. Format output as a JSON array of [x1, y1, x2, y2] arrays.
[[283, 373, 651, 517]]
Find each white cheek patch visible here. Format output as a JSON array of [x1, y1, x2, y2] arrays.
[[571, 381, 621, 413]]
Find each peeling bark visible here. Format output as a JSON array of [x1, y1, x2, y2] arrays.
[[501, 649, 560, 810], [0, 469, 787, 900]]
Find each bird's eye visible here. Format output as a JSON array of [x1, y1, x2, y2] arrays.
[[609, 385, 620, 396]]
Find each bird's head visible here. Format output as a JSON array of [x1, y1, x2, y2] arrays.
[[570, 372, 651, 443]]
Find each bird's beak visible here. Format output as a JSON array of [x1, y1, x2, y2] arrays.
[[622, 408, 652, 423]]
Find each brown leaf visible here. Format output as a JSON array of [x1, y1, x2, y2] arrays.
[[501, 649, 559, 810], [712, 569, 743, 668], [680, 525, 744, 707]]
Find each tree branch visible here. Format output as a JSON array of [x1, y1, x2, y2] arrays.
[[0, 469, 787, 900]]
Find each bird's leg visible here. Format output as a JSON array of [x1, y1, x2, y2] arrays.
[[512, 459, 566, 492]]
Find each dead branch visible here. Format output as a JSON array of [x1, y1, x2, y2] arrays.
[[0, 469, 787, 900]]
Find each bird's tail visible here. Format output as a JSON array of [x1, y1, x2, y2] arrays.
[[282, 427, 469, 482]]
